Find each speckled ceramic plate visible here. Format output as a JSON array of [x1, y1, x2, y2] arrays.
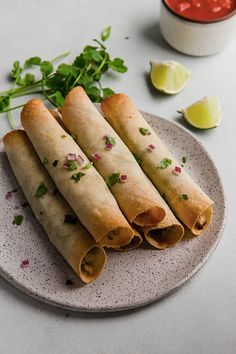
[[0, 112, 225, 312]]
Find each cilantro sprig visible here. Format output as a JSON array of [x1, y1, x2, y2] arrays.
[[0, 27, 127, 128]]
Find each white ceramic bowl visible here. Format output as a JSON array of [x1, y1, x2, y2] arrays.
[[160, 0, 236, 56]]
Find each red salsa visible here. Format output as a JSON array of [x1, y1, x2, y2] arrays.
[[164, 0, 236, 21]]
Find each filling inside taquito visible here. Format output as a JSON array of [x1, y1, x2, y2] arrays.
[[3, 129, 107, 283], [143, 223, 184, 249], [192, 206, 213, 235], [115, 228, 142, 251]]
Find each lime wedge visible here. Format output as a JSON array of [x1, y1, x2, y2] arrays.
[[150, 60, 191, 94], [178, 96, 222, 129]]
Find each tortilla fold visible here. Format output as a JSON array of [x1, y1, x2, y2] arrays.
[[101, 94, 213, 235], [3, 130, 106, 283], [21, 99, 133, 247], [60, 87, 167, 227]]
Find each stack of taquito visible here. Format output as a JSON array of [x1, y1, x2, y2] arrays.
[[3, 87, 214, 283]]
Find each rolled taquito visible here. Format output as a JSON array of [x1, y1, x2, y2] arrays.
[[21, 99, 134, 247], [115, 228, 143, 251], [60, 87, 167, 227], [141, 208, 184, 249], [101, 94, 214, 235], [3, 130, 106, 283]]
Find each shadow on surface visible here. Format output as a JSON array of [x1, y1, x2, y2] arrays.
[[139, 20, 178, 55]]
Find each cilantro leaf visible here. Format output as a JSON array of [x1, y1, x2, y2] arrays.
[[158, 158, 172, 169], [40, 61, 54, 77], [24, 56, 41, 68], [180, 194, 188, 200], [67, 161, 77, 171], [10, 60, 22, 82], [105, 135, 116, 146], [101, 26, 111, 41], [35, 183, 48, 197], [83, 161, 93, 169], [56, 63, 77, 77], [51, 91, 64, 106], [71, 172, 85, 182], [103, 87, 114, 98], [12, 214, 24, 225], [139, 127, 151, 136], [109, 58, 128, 73], [18, 73, 35, 86], [106, 172, 120, 187], [85, 86, 102, 103], [182, 156, 187, 163], [0, 95, 10, 113]]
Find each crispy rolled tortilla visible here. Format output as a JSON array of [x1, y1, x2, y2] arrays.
[[141, 208, 184, 249], [21, 99, 134, 247], [115, 228, 142, 251], [60, 87, 167, 227], [101, 94, 214, 235], [3, 130, 106, 283]]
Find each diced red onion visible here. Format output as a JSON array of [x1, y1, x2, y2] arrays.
[[14, 205, 21, 210], [105, 144, 113, 151], [21, 259, 29, 268], [147, 144, 156, 152], [120, 174, 128, 183], [172, 166, 182, 175], [67, 153, 77, 161], [76, 155, 84, 165], [91, 152, 101, 160], [5, 191, 12, 200], [63, 163, 69, 169]]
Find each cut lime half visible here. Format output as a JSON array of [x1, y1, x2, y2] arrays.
[[178, 96, 222, 129], [150, 60, 191, 94]]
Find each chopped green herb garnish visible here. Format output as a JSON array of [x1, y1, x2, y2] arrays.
[[182, 156, 187, 164], [35, 183, 48, 197], [12, 214, 23, 225], [64, 215, 77, 224], [52, 160, 59, 167], [139, 127, 151, 136], [67, 161, 77, 171], [180, 194, 188, 200], [61, 134, 67, 138], [106, 173, 120, 187], [43, 157, 49, 165], [158, 158, 172, 169], [0, 27, 128, 129], [105, 135, 116, 146], [71, 172, 85, 182], [71, 134, 78, 140], [133, 153, 142, 165], [83, 162, 93, 169]]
